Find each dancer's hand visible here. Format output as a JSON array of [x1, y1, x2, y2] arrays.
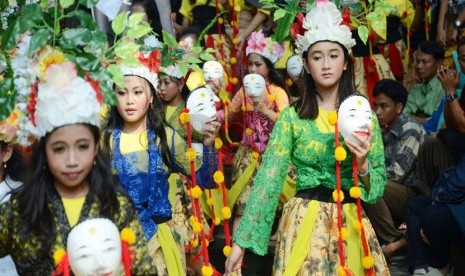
[[345, 126, 373, 174], [224, 243, 245, 276]]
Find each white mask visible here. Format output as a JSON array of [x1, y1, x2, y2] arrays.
[[67, 218, 122, 276], [203, 61, 224, 82], [338, 95, 372, 146], [186, 86, 218, 134], [243, 73, 266, 97], [286, 55, 303, 81]]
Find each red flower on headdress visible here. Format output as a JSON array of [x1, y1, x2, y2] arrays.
[[139, 49, 161, 74], [27, 81, 39, 127], [341, 7, 351, 28], [85, 74, 103, 104], [290, 12, 305, 40]]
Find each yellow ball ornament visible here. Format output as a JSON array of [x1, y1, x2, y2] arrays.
[[202, 265, 214, 276], [121, 228, 136, 245], [218, 18, 224, 24], [230, 57, 237, 64], [215, 137, 223, 150], [223, 245, 232, 257], [362, 255, 375, 269], [216, 39, 223, 45], [231, 77, 238, 85], [53, 248, 66, 265], [335, 146, 347, 161], [340, 227, 348, 240], [332, 189, 345, 202], [189, 215, 196, 224], [207, 198, 214, 206], [179, 112, 191, 124], [232, 37, 239, 45], [252, 151, 259, 160], [214, 171, 225, 184], [328, 111, 338, 126], [214, 217, 221, 225], [191, 238, 199, 248], [350, 187, 361, 198], [220, 60, 226, 67], [221, 206, 232, 219], [191, 186, 202, 198], [245, 127, 253, 136], [186, 148, 197, 161], [234, 5, 241, 12], [192, 221, 202, 233], [337, 266, 347, 276], [286, 78, 293, 86]]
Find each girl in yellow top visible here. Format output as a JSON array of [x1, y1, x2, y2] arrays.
[[228, 31, 289, 233]]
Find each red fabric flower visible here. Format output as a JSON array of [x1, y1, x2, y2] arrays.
[[85, 74, 103, 104], [341, 7, 351, 28], [27, 82, 39, 126], [290, 12, 305, 40], [139, 49, 161, 74]]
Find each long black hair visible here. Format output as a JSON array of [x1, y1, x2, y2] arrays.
[[293, 43, 355, 119], [0, 142, 25, 183], [101, 78, 173, 168], [16, 124, 121, 255]]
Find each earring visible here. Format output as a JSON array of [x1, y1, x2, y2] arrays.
[[3, 163, 6, 169], [94, 160, 96, 166]]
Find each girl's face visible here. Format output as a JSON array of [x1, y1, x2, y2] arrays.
[[116, 76, 153, 132], [304, 41, 347, 92], [46, 124, 97, 198], [131, 4, 149, 23], [247, 53, 270, 82], [158, 75, 184, 106]]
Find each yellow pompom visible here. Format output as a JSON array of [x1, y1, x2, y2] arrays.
[[214, 171, 225, 184], [231, 77, 238, 85], [230, 20, 236, 27], [186, 148, 197, 162], [191, 238, 199, 248], [207, 198, 214, 206], [340, 227, 348, 240], [353, 220, 362, 231], [121, 228, 136, 245], [216, 39, 223, 45], [179, 112, 191, 124], [230, 57, 237, 64], [191, 186, 202, 198], [234, 5, 241, 12], [223, 245, 232, 257], [192, 221, 202, 233], [214, 217, 221, 225], [241, 105, 247, 112], [337, 266, 347, 276], [252, 151, 260, 160], [53, 248, 66, 265], [268, 94, 276, 102], [245, 127, 253, 136], [350, 187, 361, 198], [218, 18, 224, 24], [189, 215, 196, 224], [202, 265, 214, 276], [362, 255, 375, 269], [215, 137, 223, 150], [335, 146, 347, 161], [286, 78, 293, 86], [205, 239, 210, 247], [332, 189, 345, 202], [220, 60, 226, 66], [232, 37, 239, 45], [221, 206, 232, 219], [328, 111, 338, 126]]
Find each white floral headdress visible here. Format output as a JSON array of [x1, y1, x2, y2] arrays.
[[245, 31, 284, 64], [161, 65, 183, 79], [25, 58, 103, 141], [120, 50, 161, 90], [295, 0, 356, 55]]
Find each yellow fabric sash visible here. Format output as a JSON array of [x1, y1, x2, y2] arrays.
[[157, 223, 184, 275], [283, 200, 319, 276]]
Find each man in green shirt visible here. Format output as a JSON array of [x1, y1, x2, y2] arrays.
[[404, 41, 445, 124]]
